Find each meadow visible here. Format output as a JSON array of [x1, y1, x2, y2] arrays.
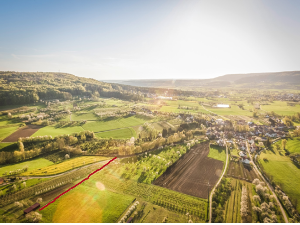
[[0, 142, 18, 152], [40, 183, 135, 223], [261, 101, 300, 116], [31, 125, 84, 137], [82, 116, 149, 133], [71, 112, 98, 121], [208, 145, 226, 162], [258, 148, 300, 212], [95, 127, 136, 139], [21, 156, 110, 176], [0, 158, 53, 176]]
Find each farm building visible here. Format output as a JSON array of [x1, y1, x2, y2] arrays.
[[24, 203, 40, 214]]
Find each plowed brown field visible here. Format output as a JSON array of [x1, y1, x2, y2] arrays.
[[153, 141, 223, 199], [226, 160, 258, 182], [1, 125, 43, 142]]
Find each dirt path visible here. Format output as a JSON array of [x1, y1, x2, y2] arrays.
[[246, 143, 288, 223], [209, 140, 228, 223]]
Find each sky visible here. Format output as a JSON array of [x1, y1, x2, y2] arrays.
[[1, 0, 300, 80]]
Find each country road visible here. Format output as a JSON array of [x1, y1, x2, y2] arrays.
[[246, 143, 288, 223], [209, 141, 228, 223]]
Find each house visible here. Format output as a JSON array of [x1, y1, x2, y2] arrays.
[[129, 111, 136, 115], [239, 151, 247, 157], [0, 177, 3, 185], [24, 203, 40, 214], [241, 157, 250, 164]]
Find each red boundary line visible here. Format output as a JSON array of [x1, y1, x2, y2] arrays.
[[39, 157, 117, 211]]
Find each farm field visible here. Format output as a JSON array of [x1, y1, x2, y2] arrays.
[[82, 116, 149, 132], [224, 178, 255, 223], [2, 125, 43, 142], [95, 127, 136, 139], [21, 156, 110, 176], [40, 183, 135, 223], [205, 104, 253, 116], [261, 101, 300, 116], [154, 141, 223, 198], [208, 145, 226, 162], [31, 125, 84, 137], [226, 160, 258, 182], [0, 126, 20, 142], [125, 199, 203, 223], [258, 148, 300, 212], [0, 158, 53, 176]]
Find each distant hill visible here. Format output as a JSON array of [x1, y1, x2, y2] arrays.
[[104, 71, 300, 89]]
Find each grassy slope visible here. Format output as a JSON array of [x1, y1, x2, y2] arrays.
[[95, 127, 136, 139], [40, 184, 134, 223], [0, 142, 18, 152], [259, 149, 300, 212], [208, 145, 226, 162], [82, 116, 148, 132], [282, 138, 300, 153], [31, 125, 84, 137], [0, 158, 53, 175], [71, 112, 98, 121], [22, 156, 109, 176]]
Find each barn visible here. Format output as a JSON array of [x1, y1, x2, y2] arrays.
[[24, 203, 40, 214]]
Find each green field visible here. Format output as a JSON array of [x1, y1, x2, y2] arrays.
[[205, 105, 253, 116], [0, 142, 18, 152], [82, 116, 149, 133], [0, 158, 53, 176], [279, 138, 300, 153], [22, 156, 109, 176], [208, 145, 226, 162], [258, 148, 300, 212], [31, 125, 84, 137], [230, 148, 239, 157], [261, 101, 300, 116], [95, 128, 136, 139], [40, 183, 135, 223], [0, 126, 20, 141], [71, 112, 98, 121]]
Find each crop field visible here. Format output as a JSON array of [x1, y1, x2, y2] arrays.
[[71, 112, 98, 121], [0, 158, 53, 175], [208, 145, 226, 162], [40, 183, 135, 223], [154, 141, 223, 198], [120, 145, 188, 184], [2, 125, 43, 142], [95, 127, 136, 139], [0, 126, 20, 142], [258, 148, 300, 212], [226, 160, 258, 182], [261, 101, 300, 116], [21, 156, 110, 176], [82, 116, 149, 132], [224, 178, 255, 223], [88, 170, 207, 220], [31, 125, 84, 137]]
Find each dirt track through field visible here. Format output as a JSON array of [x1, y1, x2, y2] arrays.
[[154, 141, 223, 199], [1, 124, 43, 142]]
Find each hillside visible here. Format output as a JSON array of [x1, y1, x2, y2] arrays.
[[104, 71, 300, 90]]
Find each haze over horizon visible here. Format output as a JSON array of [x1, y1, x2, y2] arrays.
[[1, 0, 300, 80]]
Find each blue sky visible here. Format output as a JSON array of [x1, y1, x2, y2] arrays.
[[1, 0, 300, 80]]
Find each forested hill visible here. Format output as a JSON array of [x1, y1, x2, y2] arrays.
[[0, 72, 202, 106], [0, 71, 145, 105], [105, 71, 300, 89]]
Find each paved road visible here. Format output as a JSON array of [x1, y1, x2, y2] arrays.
[[209, 141, 228, 223], [246, 143, 288, 223]]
